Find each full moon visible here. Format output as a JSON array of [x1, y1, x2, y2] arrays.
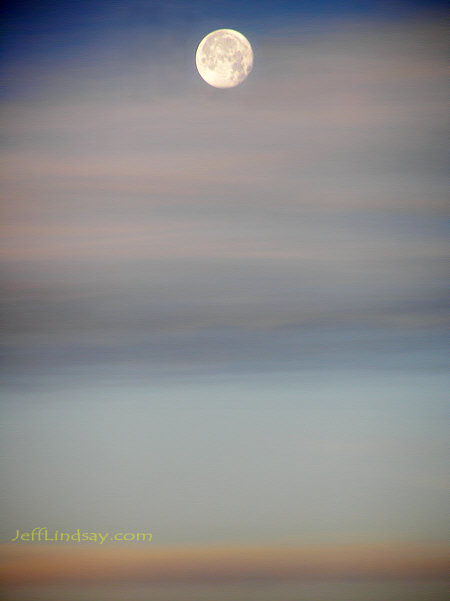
[[196, 29, 253, 89]]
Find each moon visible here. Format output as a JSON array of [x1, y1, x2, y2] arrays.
[[196, 29, 253, 89]]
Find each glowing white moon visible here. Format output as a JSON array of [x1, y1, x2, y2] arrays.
[[196, 29, 253, 89]]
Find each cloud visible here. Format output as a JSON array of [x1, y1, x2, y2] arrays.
[[1, 18, 448, 380], [1, 542, 448, 586]]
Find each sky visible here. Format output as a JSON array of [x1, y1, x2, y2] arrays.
[[1, 1, 449, 600]]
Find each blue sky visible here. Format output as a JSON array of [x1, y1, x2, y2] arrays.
[[0, 2, 448, 594], [2, 0, 447, 59]]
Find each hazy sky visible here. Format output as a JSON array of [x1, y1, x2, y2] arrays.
[[1, 1, 449, 597]]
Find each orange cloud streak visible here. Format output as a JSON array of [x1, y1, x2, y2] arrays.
[[1, 543, 448, 586]]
